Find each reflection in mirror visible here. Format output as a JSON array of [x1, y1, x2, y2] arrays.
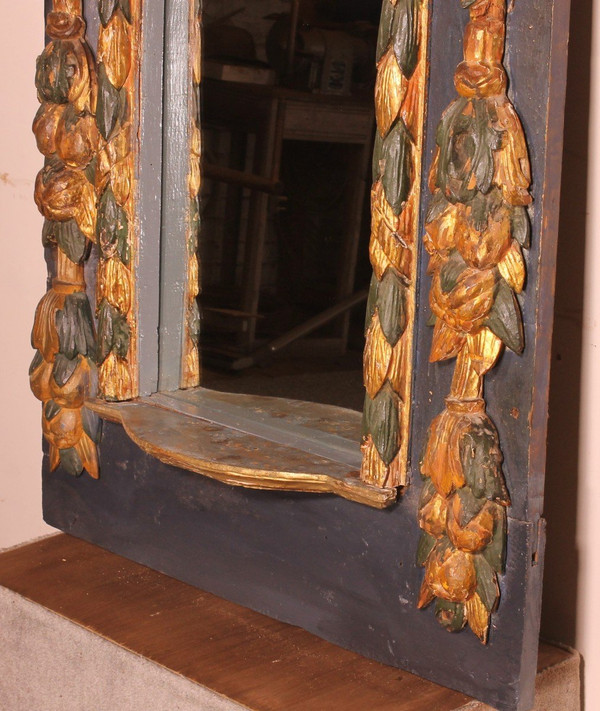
[[197, 0, 381, 412]]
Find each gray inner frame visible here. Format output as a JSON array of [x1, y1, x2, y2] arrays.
[[158, 0, 193, 393]]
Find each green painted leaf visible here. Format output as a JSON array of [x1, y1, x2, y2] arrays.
[[97, 299, 130, 363], [512, 206, 531, 248], [42, 220, 57, 247], [456, 486, 487, 525], [377, 269, 407, 346], [440, 250, 466, 294], [56, 292, 96, 360], [84, 156, 97, 185], [376, 0, 397, 62], [99, 0, 119, 26], [426, 312, 437, 327], [372, 130, 384, 182], [44, 399, 61, 421], [468, 189, 502, 232], [60, 447, 84, 477], [419, 478, 436, 507], [434, 599, 466, 632], [392, 0, 420, 78], [426, 192, 448, 225], [483, 508, 507, 573], [473, 554, 500, 612], [97, 63, 122, 140], [35, 42, 71, 104], [460, 419, 509, 503], [472, 99, 502, 194], [29, 350, 44, 376], [381, 122, 413, 215], [486, 279, 524, 353], [82, 406, 102, 444], [474, 554, 500, 612], [97, 186, 129, 259], [55, 219, 89, 265], [119, 0, 132, 22], [53, 353, 80, 388], [363, 383, 401, 465], [416, 532, 436, 566]]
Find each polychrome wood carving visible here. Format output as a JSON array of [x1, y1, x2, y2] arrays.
[[181, 0, 202, 390], [31, 0, 101, 478], [361, 0, 429, 488], [417, 0, 531, 643], [95, 0, 138, 401]]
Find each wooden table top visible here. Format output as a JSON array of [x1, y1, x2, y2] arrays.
[[0, 534, 571, 711]]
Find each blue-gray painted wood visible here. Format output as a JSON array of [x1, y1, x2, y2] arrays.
[[137, 0, 166, 396], [159, 0, 193, 392]]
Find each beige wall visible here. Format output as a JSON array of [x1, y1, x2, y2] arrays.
[[1, 0, 599, 707], [0, 2, 53, 548]]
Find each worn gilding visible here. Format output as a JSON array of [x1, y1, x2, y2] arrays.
[[361, 0, 430, 488], [417, 0, 531, 643], [95, 0, 139, 401], [31, 0, 101, 478]]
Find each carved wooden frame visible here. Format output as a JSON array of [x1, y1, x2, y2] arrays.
[[32, 1, 571, 702]]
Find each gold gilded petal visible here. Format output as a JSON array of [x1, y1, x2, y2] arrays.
[[430, 319, 467, 363], [32, 290, 65, 361], [190, 13, 202, 85], [465, 592, 491, 644], [360, 436, 404, 488], [492, 99, 532, 206], [466, 327, 503, 376], [369, 237, 393, 282], [418, 492, 448, 539], [33, 102, 65, 157], [498, 240, 526, 293], [98, 11, 132, 90], [182, 342, 201, 390], [364, 311, 393, 400], [75, 180, 97, 242], [111, 155, 133, 206], [188, 253, 199, 296], [30, 358, 54, 403], [421, 409, 467, 497], [417, 578, 435, 609], [447, 496, 496, 553], [387, 337, 408, 392], [77, 432, 100, 479], [375, 48, 407, 137], [426, 547, 477, 603], [97, 257, 132, 314], [99, 352, 133, 401], [400, 55, 424, 141]]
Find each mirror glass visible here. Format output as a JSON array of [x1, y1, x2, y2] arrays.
[[197, 0, 382, 412]]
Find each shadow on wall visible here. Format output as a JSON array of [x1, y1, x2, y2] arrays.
[[540, 0, 592, 650]]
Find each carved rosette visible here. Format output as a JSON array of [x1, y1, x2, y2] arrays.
[[181, 0, 202, 389], [31, 0, 101, 478], [361, 0, 429, 488], [417, 0, 531, 643], [95, 0, 138, 401]]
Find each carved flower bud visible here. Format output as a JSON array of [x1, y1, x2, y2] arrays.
[[425, 543, 477, 603], [42, 406, 83, 450], [33, 102, 65, 157], [35, 163, 88, 223], [46, 12, 85, 40], [56, 107, 99, 168], [30, 358, 54, 403], [457, 202, 512, 269]]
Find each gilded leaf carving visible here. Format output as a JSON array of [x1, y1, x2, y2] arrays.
[[417, 0, 531, 643], [361, 0, 428, 488]]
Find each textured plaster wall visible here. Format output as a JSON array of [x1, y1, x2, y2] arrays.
[[1, 0, 599, 708]]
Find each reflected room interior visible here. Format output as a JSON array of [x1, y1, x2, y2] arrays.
[[198, 0, 382, 411]]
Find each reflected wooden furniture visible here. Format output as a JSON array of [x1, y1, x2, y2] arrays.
[[202, 79, 375, 356], [0, 535, 580, 711]]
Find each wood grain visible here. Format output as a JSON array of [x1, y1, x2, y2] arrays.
[[0, 535, 571, 711]]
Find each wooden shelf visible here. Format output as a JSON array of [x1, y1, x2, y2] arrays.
[[88, 389, 397, 509]]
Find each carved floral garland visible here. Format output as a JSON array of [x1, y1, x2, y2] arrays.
[[417, 0, 531, 643], [361, 0, 429, 488], [31, 0, 101, 478], [95, 0, 137, 401]]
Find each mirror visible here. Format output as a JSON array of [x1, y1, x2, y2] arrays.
[[197, 0, 382, 412]]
